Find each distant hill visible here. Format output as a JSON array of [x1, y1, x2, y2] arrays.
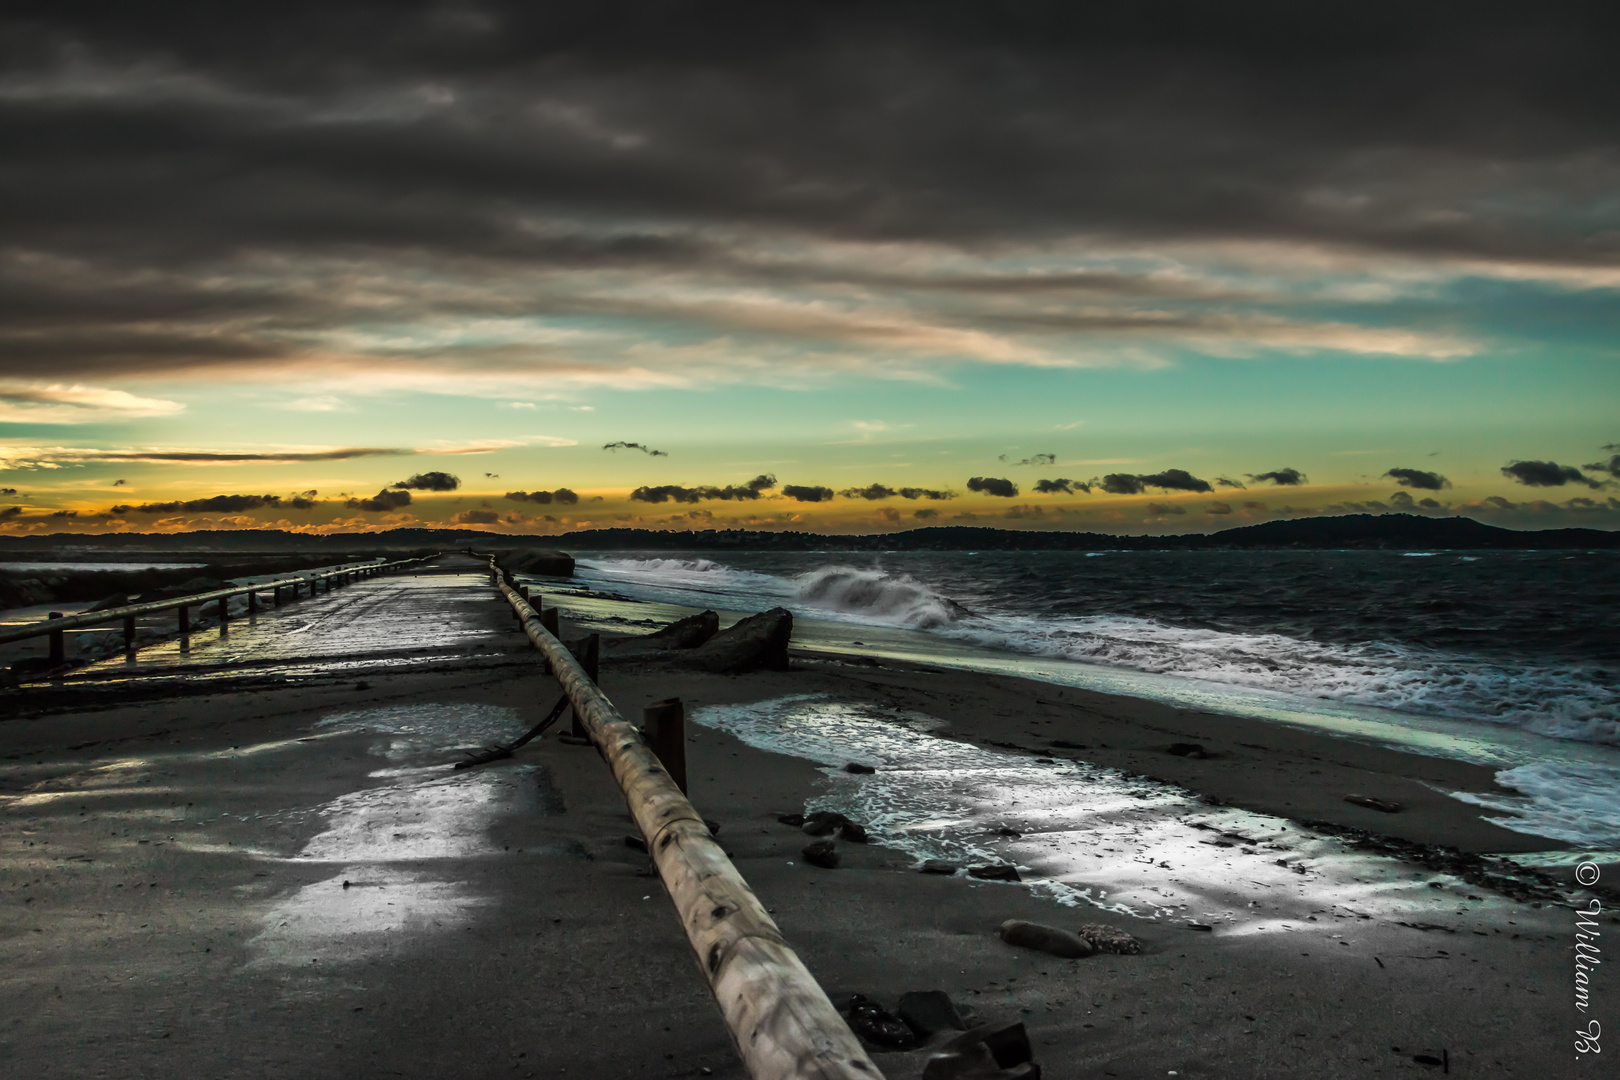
[[0, 513, 1615, 554]]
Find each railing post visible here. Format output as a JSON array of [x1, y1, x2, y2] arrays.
[[643, 698, 687, 795], [123, 615, 136, 653], [539, 605, 559, 638], [248, 590, 258, 614], [177, 605, 190, 635], [47, 612, 64, 665], [569, 633, 599, 739], [216, 595, 229, 628]]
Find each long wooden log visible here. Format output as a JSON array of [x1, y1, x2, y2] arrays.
[[495, 578, 881, 1080]]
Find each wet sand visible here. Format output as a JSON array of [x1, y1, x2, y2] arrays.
[[1, 573, 1609, 1078]]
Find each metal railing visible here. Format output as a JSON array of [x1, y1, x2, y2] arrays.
[[479, 552, 880, 1080], [0, 554, 441, 664]]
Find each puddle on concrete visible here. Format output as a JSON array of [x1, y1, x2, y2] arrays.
[[246, 703, 544, 968], [695, 695, 1532, 937]]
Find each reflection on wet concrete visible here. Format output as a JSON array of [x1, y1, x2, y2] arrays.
[[239, 703, 544, 967], [697, 695, 1530, 940], [249, 868, 489, 967]]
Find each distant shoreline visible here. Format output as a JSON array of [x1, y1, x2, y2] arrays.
[[1, 512, 1617, 553]]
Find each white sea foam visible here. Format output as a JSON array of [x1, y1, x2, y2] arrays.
[[1447, 761, 1620, 849], [795, 566, 973, 628]]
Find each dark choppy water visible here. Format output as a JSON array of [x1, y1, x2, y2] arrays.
[[574, 549, 1618, 747]]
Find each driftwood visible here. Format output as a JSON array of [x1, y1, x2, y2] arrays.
[[495, 578, 879, 1080], [454, 694, 569, 770]]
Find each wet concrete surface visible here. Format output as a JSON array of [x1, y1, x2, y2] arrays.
[[0, 564, 750, 1079]]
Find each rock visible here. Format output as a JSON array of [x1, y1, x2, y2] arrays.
[[922, 1021, 1040, 1079], [1187, 921, 1214, 932], [603, 610, 719, 658], [996, 827, 1021, 837], [494, 548, 576, 577], [1345, 794, 1403, 813], [801, 810, 844, 836], [1048, 739, 1086, 750], [703, 818, 721, 836], [998, 920, 1093, 959], [898, 990, 967, 1037], [776, 813, 805, 827], [919, 860, 959, 875], [846, 994, 917, 1049], [1166, 742, 1209, 758], [801, 839, 839, 868], [1077, 923, 1143, 955], [801, 810, 866, 842], [844, 762, 876, 774], [968, 864, 1021, 883], [556, 733, 592, 746], [688, 608, 792, 674], [86, 592, 136, 612]]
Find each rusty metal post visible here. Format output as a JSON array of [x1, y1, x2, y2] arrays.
[[123, 615, 136, 652], [643, 697, 687, 795], [47, 612, 64, 665], [569, 633, 600, 738], [177, 605, 190, 635]]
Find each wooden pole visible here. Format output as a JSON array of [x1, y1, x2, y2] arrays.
[[123, 615, 136, 653], [644, 698, 688, 795], [495, 581, 878, 1080], [569, 633, 600, 738], [216, 595, 229, 627], [177, 605, 190, 635], [47, 612, 64, 665], [248, 590, 258, 614]]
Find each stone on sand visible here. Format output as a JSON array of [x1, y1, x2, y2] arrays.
[[801, 839, 839, 868], [922, 1021, 1040, 1079], [998, 919, 1094, 959]]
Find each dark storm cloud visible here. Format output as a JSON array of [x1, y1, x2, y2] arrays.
[[913, 508, 938, 520], [999, 453, 1056, 467], [345, 488, 412, 512], [4, 5, 1618, 380], [966, 477, 1019, 497], [1099, 473, 1145, 495], [781, 484, 834, 502], [1214, 476, 1247, 489], [1247, 468, 1306, 486], [51, 509, 77, 517], [1384, 467, 1450, 490], [1207, 502, 1232, 514], [1138, 469, 1213, 493], [604, 441, 668, 456], [111, 478, 126, 486], [1585, 454, 1620, 479], [453, 509, 500, 525], [109, 493, 318, 514], [1033, 478, 1087, 494], [631, 475, 775, 503], [1501, 460, 1602, 488], [898, 487, 955, 500], [0, 506, 21, 520], [840, 484, 897, 501], [0, 488, 16, 496], [392, 471, 461, 491], [506, 488, 577, 504]]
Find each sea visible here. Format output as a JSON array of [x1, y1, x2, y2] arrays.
[[559, 548, 1620, 856]]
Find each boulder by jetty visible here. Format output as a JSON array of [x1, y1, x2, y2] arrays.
[[997, 919, 1093, 959], [688, 607, 792, 673], [494, 548, 576, 577], [602, 610, 718, 658]]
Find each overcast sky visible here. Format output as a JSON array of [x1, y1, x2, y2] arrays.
[[2, 2, 1616, 534]]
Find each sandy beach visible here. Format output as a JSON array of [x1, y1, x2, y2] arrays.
[[1, 580, 1610, 1078]]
